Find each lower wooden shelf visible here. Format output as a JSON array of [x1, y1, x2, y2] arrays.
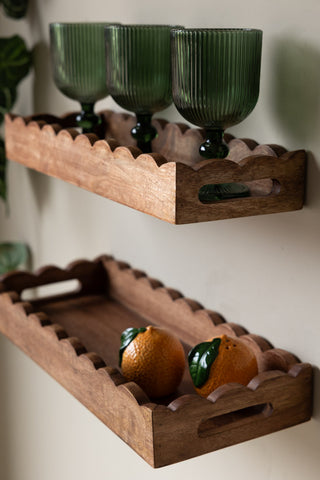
[[5, 110, 306, 223], [0, 256, 313, 467]]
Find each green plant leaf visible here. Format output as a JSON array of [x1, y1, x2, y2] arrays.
[[0, 35, 32, 89], [119, 327, 147, 367], [0, 137, 6, 201], [2, 0, 28, 19], [188, 337, 221, 388], [0, 242, 29, 274], [0, 85, 17, 125]]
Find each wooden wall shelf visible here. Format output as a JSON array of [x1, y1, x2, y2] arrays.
[[0, 256, 313, 467], [5, 111, 306, 224]]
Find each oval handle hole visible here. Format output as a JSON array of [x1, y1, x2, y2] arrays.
[[198, 402, 273, 438], [21, 279, 81, 302], [199, 180, 281, 204]]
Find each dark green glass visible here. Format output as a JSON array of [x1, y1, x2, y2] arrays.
[[105, 24, 175, 153], [50, 23, 111, 133], [171, 28, 263, 159], [3, 0, 28, 19]]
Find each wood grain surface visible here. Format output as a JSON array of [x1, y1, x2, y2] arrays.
[[5, 111, 306, 224], [0, 256, 313, 467]]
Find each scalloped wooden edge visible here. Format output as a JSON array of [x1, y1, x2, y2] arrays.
[[5, 111, 306, 224], [0, 256, 313, 467], [5, 111, 293, 170], [0, 253, 312, 392]]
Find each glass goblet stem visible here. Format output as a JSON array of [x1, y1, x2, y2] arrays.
[[199, 128, 250, 200], [131, 113, 157, 153], [199, 128, 229, 159], [76, 102, 101, 134]]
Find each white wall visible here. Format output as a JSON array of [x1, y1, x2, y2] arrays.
[[0, 1, 319, 478]]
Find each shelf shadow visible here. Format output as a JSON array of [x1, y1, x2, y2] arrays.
[[311, 365, 320, 421], [272, 36, 320, 146], [0, 336, 13, 479]]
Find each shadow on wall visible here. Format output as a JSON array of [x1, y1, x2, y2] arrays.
[[0, 337, 13, 479], [23, 2, 55, 213], [27, 168, 52, 217], [26, 0, 56, 114], [32, 41, 55, 115], [312, 366, 320, 421], [272, 36, 320, 147], [304, 152, 320, 209], [272, 38, 320, 211]]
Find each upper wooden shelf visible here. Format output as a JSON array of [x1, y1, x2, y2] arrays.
[[0, 255, 313, 467], [5, 110, 306, 224]]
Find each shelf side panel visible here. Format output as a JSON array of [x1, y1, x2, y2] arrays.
[[5, 115, 177, 224], [175, 152, 306, 223], [5, 113, 306, 224], [0, 292, 156, 467], [152, 366, 313, 467]]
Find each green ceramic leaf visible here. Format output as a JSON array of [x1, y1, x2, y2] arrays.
[[0, 137, 6, 201], [0, 242, 29, 274], [188, 338, 221, 388], [119, 327, 147, 367], [0, 35, 32, 88], [0, 86, 17, 124], [2, 0, 28, 19]]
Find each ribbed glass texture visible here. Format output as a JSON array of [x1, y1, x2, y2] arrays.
[[171, 28, 263, 130], [50, 23, 109, 104], [105, 25, 173, 115]]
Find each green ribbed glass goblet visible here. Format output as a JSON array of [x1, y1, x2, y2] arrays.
[[105, 24, 174, 153], [50, 22, 110, 133], [171, 28, 263, 159]]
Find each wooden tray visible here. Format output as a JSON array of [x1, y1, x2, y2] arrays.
[[5, 111, 306, 224], [0, 256, 313, 468]]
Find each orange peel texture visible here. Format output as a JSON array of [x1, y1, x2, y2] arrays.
[[120, 325, 185, 399], [188, 334, 258, 398]]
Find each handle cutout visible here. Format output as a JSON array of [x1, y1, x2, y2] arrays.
[[198, 402, 273, 438], [21, 279, 81, 301], [199, 180, 281, 204]]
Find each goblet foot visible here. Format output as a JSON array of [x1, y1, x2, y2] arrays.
[[131, 113, 157, 153], [199, 129, 250, 201], [199, 129, 229, 159], [199, 183, 250, 203], [76, 103, 102, 134]]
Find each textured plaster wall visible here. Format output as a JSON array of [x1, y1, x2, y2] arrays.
[[0, 1, 319, 479]]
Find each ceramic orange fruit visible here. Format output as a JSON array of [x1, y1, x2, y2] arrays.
[[119, 325, 185, 399], [188, 334, 258, 397]]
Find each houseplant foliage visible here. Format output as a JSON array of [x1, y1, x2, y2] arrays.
[[0, 35, 32, 201], [0, 242, 29, 274], [2, 0, 29, 19], [0, 0, 31, 273]]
